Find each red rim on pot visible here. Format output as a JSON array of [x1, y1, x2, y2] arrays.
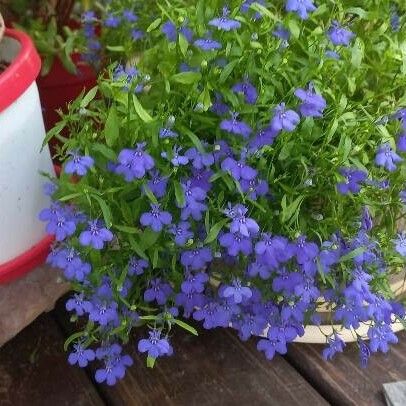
[[0, 28, 41, 112], [0, 28, 53, 284]]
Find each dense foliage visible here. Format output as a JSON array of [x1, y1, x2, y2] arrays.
[[41, 0, 406, 384]]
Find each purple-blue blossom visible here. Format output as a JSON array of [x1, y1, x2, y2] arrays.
[[68, 343, 95, 368], [194, 38, 222, 51], [285, 0, 316, 20], [220, 113, 252, 138], [138, 329, 172, 358], [209, 7, 241, 31], [219, 232, 253, 256], [226, 203, 259, 237], [270, 103, 300, 132], [232, 78, 258, 105], [180, 247, 213, 270], [39, 203, 76, 241], [337, 167, 367, 195], [146, 170, 168, 198], [162, 21, 177, 42], [144, 278, 173, 305], [65, 151, 94, 176], [115, 143, 155, 181], [79, 220, 113, 250], [169, 222, 193, 246], [394, 232, 406, 256], [221, 279, 252, 304], [375, 143, 402, 171], [327, 21, 355, 46], [294, 84, 326, 117], [221, 156, 257, 181], [128, 257, 149, 276], [140, 203, 172, 232], [368, 323, 398, 353], [322, 334, 345, 360]]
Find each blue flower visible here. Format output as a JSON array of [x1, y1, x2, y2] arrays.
[[140, 203, 172, 232], [146, 170, 168, 198], [322, 334, 345, 360], [95, 345, 133, 385], [209, 7, 241, 31], [193, 302, 221, 329], [397, 131, 406, 152], [257, 337, 287, 360], [368, 323, 398, 353], [138, 329, 172, 358], [176, 291, 206, 317], [194, 38, 222, 51], [325, 50, 341, 60], [222, 278, 252, 304], [270, 103, 300, 132], [79, 220, 113, 250], [65, 293, 92, 316], [294, 84, 326, 117], [115, 143, 155, 181], [220, 113, 252, 138], [169, 222, 193, 246], [104, 14, 121, 28], [185, 147, 214, 169], [240, 178, 269, 200], [181, 271, 209, 293], [336, 167, 367, 195], [375, 143, 402, 171], [273, 24, 290, 41], [226, 203, 259, 237], [159, 127, 178, 138], [39, 203, 76, 241], [327, 21, 355, 46], [122, 10, 137, 23], [219, 232, 253, 256], [131, 29, 144, 41], [232, 77, 258, 105], [394, 232, 406, 256], [162, 21, 177, 42], [128, 257, 149, 276], [285, 0, 316, 20], [180, 247, 212, 270], [144, 278, 173, 304], [221, 156, 257, 181], [211, 93, 230, 116], [65, 151, 94, 176], [68, 343, 95, 368]]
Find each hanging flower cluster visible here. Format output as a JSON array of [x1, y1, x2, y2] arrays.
[[42, 0, 406, 384]]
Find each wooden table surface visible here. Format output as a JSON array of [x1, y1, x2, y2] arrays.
[[0, 296, 405, 406]]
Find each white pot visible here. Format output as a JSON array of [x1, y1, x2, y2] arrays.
[[0, 28, 54, 283]]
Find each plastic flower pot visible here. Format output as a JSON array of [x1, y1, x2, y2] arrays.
[[0, 27, 55, 284], [37, 53, 97, 133]]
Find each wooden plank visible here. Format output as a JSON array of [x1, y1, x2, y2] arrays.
[[0, 313, 105, 406], [286, 332, 406, 406], [54, 296, 328, 406]]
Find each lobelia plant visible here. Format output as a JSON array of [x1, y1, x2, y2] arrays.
[[41, 0, 406, 385]]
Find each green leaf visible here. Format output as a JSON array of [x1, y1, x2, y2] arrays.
[[147, 18, 162, 33], [80, 86, 98, 108], [128, 235, 149, 261], [346, 7, 369, 19], [104, 106, 119, 147], [64, 331, 86, 351], [152, 248, 159, 269], [139, 229, 160, 251], [351, 38, 364, 68], [106, 45, 125, 52], [339, 247, 366, 263], [171, 71, 202, 85], [219, 59, 239, 84], [174, 319, 198, 336], [204, 219, 229, 244], [178, 33, 189, 57], [179, 126, 205, 153], [91, 143, 117, 161], [143, 184, 158, 204], [92, 195, 113, 228], [42, 120, 66, 148], [174, 181, 185, 207], [287, 19, 300, 40], [281, 196, 304, 223], [147, 356, 156, 368], [59, 192, 82, 202], [133, 95, 153, 123], [114, 225, 141, 234]]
